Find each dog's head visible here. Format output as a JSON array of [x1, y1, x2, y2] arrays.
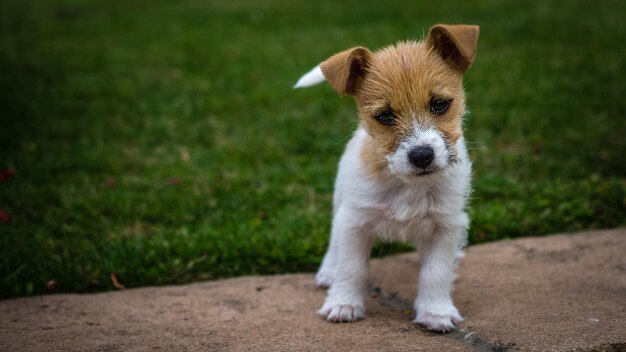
[[320, 24, 479, 181]]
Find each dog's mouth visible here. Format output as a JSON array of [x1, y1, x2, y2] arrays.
[[395, 167, 441, 184], [412, 168, 439, 177]]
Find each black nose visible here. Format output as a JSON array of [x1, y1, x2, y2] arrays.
[[408, 146, 434, 168]]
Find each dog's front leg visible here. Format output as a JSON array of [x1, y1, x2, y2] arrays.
[[413, 225, 465, 332], [318, 206, 372, 322], [315, 234, 337, 288]]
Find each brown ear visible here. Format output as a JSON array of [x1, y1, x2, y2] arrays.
[[426, 24, 479, 72], [320, 47, 372, 96]]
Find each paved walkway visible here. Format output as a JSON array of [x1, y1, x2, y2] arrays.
[[1, 229, 625, 351]]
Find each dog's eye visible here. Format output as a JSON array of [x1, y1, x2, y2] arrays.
[[430, 98, 450, 115], [374, 110, 395, 125]]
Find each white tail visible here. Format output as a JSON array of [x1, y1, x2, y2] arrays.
[[293, 65, 325, 89]]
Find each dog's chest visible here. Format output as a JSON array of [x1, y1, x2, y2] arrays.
[[369, 183, 447, 241]]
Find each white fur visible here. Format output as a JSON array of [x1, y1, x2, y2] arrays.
[[387, 124, 451, 181], [293, 65, 325, 89], [316, 127, 471, 332]]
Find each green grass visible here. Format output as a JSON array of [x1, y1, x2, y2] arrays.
[[1, 0, 625, 298]]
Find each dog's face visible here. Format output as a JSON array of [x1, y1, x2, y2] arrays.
[[320, 24, 479, 181]]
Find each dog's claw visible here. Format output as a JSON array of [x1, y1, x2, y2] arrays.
[[319, 304, 365, 323], [413, 310, 463, 333]]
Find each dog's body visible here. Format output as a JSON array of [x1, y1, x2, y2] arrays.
[[295, 24, 479, 332]]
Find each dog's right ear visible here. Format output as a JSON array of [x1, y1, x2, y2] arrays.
[[320, 47, 372, 96]]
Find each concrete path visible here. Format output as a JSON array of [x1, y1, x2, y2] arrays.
[[1, 229, 625, 351]]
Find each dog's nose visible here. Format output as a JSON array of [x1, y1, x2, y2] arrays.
[[408, 146, 434, 168]]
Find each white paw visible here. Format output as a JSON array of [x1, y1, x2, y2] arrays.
[[318, 303, 365, 322], [315, 270, 334, 288], [413, 306, 463, 333]]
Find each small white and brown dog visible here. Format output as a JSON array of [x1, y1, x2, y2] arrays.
[[294, 24, 479, 332]]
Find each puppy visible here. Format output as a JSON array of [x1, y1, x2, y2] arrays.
[[294, 24, 479, 332]]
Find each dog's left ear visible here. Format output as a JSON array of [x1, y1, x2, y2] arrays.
[[426, 24, 479, 73]]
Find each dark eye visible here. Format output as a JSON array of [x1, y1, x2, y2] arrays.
[[430, 98, 450, 115], [374, 110, 395, 125]]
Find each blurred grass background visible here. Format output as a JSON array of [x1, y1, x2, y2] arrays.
[[1, 0, 625, 298]]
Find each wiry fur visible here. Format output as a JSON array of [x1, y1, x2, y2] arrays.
[[296, 24, 479, 332]]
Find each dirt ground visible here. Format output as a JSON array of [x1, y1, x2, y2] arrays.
[[1, 229, 625, 351]]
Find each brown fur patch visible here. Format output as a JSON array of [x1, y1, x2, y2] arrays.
[[321, 24, 479, 178], [356, 41, 466, 172]]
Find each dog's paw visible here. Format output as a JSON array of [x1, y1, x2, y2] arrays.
[[318, 303, 365, 323], [315, 270, 334, 288], [413, 307, 463, 333]]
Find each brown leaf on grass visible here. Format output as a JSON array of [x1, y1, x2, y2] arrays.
[[111, 273, 125, 289], [531, 143, 544, 154], [103, 178, 117, 188], [181, 149, 190, 162], [167, 178, 180, 186], [170, 68, 183, 80], [0, 168, 16, 181], [0, 210, 10, 223]]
